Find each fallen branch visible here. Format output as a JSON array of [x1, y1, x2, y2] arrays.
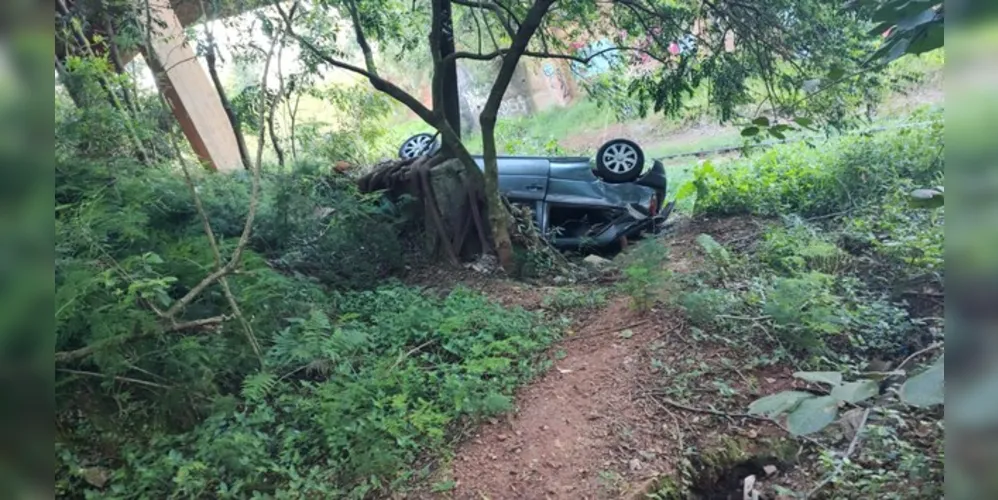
[[716, 314, 772, 322], [896, 341, 944, 373], [57, 368, 172, 389], [390, 339, 438, 371], [55, 315, 232, 363], [558, 319, 651, 343], [163, 315, 230, 333], [644, 393, 829, 450], [805, 408, 871, 498]]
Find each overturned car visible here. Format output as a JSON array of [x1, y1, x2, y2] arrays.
[[398, 133, 675, 251]]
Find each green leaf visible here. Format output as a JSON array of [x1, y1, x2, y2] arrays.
[[793, 117, 814, 128], [618, 329, 634, 339], [896, 7, 938, 30], [793, 371, 843, 386], [741, 126, 760, 137], [900, 355, 944, 407], [752, 117, 770, 127], [909, 188, 944, 208], [768, 129, 786, 140], [748, 391, 814, 418], [827, 66, 846, 81], [908, 23, 944, 55], [431, 480, 456, 492], [831, 379, 880, 404], [675, 181, 697, 201], [786, 396, 839, 436]]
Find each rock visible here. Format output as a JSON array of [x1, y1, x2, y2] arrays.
[[629, 458, 643, 471], [583, 254, 612, 267], [497, 434, 509, 441], [466, 253, 498, 274], [82, 467, 110, 488], [763, 464, 779, 476]]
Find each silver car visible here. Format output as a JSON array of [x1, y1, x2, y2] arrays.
[[399, 134, 675, 250]]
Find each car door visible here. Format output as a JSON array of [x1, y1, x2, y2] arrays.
[[473, 156, 550, 202]]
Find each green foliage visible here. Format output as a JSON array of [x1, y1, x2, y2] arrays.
[[292, 83, 400, 165], [899, 355, 944, 407], [617, 240, 672, 311], [760, 272, 848, 356], [748, 354, 943, 437], [678, 288, 738, 327], [55, 78, 558, 497], [758, 217, 850, 275], [58, 283, 558, 498], [695, 234, 732, 276], [819, 412, 944, 498], [684, 119, 943, 218], [853, 0, 943, 65], [542, 287, 608, 312]]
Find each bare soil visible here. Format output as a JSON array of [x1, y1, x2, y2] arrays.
[[399, 215, 823, 500], [447, 299, 677, 500]]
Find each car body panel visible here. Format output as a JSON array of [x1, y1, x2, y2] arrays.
[[396, 134, 671, 250], [471, 156, 552, 201], [465, 154, 670, 250]]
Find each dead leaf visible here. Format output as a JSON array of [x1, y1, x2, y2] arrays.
[[557, 367, 573, 374]]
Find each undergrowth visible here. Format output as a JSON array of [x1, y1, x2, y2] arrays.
[[55, 95, 560, 497], [658, 116, 944, 498]]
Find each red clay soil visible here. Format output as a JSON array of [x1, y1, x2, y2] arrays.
[[446, 299, 680, 500], [406, 215, 810, 500]]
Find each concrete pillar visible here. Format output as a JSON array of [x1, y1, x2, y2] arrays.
[[143, 0, 243, 171]]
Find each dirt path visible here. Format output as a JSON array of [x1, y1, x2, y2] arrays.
[[447, 299, 678, 500], [402, 216, 806, 500]]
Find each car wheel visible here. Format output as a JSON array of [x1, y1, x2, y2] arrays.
[[398, 133, 439, 159], [595, 138, 645, 183]]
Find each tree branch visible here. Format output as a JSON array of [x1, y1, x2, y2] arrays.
[[481, 0, 555, 121], [57, 368, 172, 389], [276, 1, 437, 126], [451, 0, 518, 38], [55, 315, 230, 363], [346, 0, 379, 76], [446, 45, 665, 66], [199, 0, 254, 171]]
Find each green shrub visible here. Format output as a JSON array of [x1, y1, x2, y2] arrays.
[[618, 240, 672, 311], [758, 272, 848, 356], [679, 288, 739, 326], [688, 119, 943, 218], [758, 217, 851, 276], [56, 99, 555, 497], [542, 287, 608, 312], [57, 284, 557, 498]]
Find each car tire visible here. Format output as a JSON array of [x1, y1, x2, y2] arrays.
[[595, 138, 645, 183], [398, 133, 439, 159]]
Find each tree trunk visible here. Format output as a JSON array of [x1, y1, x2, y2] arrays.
[[475, 0, 555, 270], [358, 157, 490, 261], [479, 114, 514, 268]]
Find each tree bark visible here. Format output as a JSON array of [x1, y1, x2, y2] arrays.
[[478, 0, 556, 269]]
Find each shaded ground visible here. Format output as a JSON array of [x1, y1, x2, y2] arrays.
[[401, 216, 821, 500]]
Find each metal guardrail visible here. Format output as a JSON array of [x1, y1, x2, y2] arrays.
[[651, 119, 942, 162]]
